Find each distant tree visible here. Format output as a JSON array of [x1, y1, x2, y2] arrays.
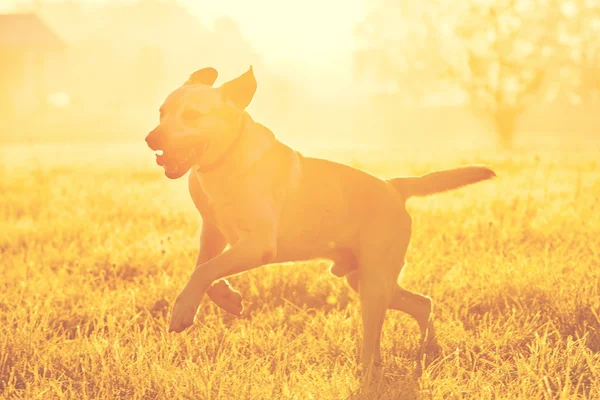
[[355, 0, 563, 148], [558, 0, 600, 103]]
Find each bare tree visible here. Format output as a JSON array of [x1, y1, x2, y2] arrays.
[[355, 0, 562, 148], [558, 0, 600, 103]]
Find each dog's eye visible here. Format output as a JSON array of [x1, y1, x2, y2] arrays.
[[182, 109, 203, 121]]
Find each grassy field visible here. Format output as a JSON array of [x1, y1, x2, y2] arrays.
[[1, 142, 599, 399]]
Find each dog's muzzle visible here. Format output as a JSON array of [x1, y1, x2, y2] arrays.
[[145, 127, 165, 151], [145, 125, 209, 179]]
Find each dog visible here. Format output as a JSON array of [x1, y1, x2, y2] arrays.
[[145, 66, 495, 367]]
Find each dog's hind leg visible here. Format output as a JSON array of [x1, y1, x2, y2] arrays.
[[359, 277, 392, 367], [355, 229, 404, 367], [346, 271, 435, 345], [357, 266, 394, 367], [329, 248, 359, 277]]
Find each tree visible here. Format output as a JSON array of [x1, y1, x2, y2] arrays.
[[557, 0, 600, 103], [355, 0, 563, 148]]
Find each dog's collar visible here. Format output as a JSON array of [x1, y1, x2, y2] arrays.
[[195, 114, 246, 174]]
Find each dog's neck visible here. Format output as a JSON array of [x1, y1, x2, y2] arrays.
[[195, 112, 276, 178]]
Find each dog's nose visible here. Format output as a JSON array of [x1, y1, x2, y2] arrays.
[[146, 127, 163, 150]]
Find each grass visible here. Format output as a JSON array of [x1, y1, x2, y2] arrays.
[[1, 142, 599, 399]]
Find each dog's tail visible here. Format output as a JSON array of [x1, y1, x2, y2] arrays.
[[388, 165, 496, 199]]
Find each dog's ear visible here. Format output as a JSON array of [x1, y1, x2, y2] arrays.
[[220, 66, 256, 110], [185, 67, 218, 86]]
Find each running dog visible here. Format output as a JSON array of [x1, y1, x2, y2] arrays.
[[145, 66, 496, 366]]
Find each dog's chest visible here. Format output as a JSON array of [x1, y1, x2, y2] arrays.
[[203, 194, 245, 244], [191, 172, 256, 243], [190, 144, 301, 246], [210, 207, 240, 244]]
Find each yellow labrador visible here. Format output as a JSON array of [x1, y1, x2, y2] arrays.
[[145, 67, 495, 366]]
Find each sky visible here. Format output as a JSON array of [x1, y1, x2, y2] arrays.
[[1, 0, 368, 97], [187, 0, 365, 69], [1, 0, 365, 70], [186, 0, 366, 96]]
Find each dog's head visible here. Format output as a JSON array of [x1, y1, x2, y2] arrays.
[[145, 67, 257, 179]]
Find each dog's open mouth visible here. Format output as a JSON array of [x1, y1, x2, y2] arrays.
[[154, 143, 208, 179]]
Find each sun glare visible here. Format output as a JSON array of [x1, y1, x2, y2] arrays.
[[1, 0, 599, 398], [47, 91, 70, 108]]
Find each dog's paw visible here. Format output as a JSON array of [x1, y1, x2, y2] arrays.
[[168, 287, 205, 333], [207, 279, 243, 316]]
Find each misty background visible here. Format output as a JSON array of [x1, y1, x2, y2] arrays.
[[1, 0, 599, 155]]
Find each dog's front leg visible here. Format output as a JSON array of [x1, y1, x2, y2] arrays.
[[194, 222, 244, 316], [169, 230, 276, 333], [195, 221, 228, 265]]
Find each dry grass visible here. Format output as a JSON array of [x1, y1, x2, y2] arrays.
[[1, 142, 599, 399]]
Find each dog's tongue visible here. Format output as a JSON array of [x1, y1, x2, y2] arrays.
[[156, 153, 166, 166]]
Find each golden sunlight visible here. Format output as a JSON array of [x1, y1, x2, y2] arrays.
[[1, 0, 599, 398]]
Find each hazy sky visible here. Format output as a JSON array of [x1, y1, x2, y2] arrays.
[[189, 0, 365, 67], [2, 0, 367, 95], [2, 0, 365, 67], [191, 0, 366, 95]]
